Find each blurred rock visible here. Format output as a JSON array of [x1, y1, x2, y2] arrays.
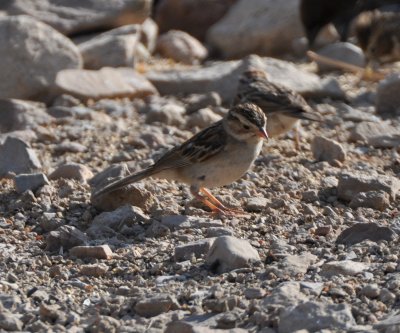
[[336, 223, 396, 246], [0, 16, 82, 100], [70, 245, 113, 259], [279, 302, 356, 333], [134, 294, 180, 318], [55, 67, 158, 101], [53, 141, 86, 154], [0, 99, 53, 133], [146, 100, 186, 126], [311, 136, 346, 164], [156, 30, 208, 65], [166, 321, 247, 333], [0, 310, 23, 331], [14, 173, 49, 193], [45, 225, 88, 252], [186, 108, 222, 128], [161, 215, 223, 230], [5, 0, 151, 36], [316, 42, 365, 72], [349, 122, 400, 148], [321, 260, 368, 277], [174, 238, 215, 261], [155, 0, 236, 41], [337, 172, 400, 201], [206, 236, 260, 273], [49, 163, 94, 183], [141, 18, 159, 53], [245, 197, 269, 212], [184, 92, 222, 114], [207, 0, 303, 58], [262, 282, 308, 307], [79, 264, 109, 277], [0, 130, 38, 145], [349, 191, 390, 211], [278, 253, 317, 277], [79, 34, 138, 69], [146, 55, 340, 103], [373, 315, 400, 332], [0, 137, 42, 177], [376, 74, 400, 116]]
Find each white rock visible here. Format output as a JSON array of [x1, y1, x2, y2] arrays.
[[14, 173, 49, 193], [157, 30, 208, 65], [279, 301, 356, 333], [49, 163, 93, 183], [0, 16, 82, 100], [311, 136, 346, 163], [207, 0, 303, 58], [146, 102, 186, 127], [206, 236, 260, 273], [349, 122, 400, 149], [376, 73, 400, 116], [186, 108, 222, 128], [279, 253, 317, 277], [321, 260, 368, 277], [317, 42, 365, 72], [262, 282, 308, 307]]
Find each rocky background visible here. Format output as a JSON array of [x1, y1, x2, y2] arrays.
[[0, 0, 400, 332]]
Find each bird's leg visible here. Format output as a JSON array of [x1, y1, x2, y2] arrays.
[[190, 186, 226, 215], [200, 187, 246, 215]]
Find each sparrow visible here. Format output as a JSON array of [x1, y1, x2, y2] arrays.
[[92, 103, 268, 216], [234, 69, 321, 142]]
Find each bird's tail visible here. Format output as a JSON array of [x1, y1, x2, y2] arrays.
[[92, 167, 156, 197]]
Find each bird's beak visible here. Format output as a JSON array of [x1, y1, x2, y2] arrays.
[[258, 127, 269, 140]]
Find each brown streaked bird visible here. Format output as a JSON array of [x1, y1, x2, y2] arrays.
[[355, 10, 400, 66], [234, 69, 321, 141], [93, 103, 268, 216]]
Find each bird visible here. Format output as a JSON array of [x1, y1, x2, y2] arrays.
[[355, 10, 400, 66], [92, 103, 269, 216], [234, 69, 320, 143], [300, 0, 400, 47]]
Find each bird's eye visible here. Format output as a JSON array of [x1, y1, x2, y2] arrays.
[[243, 125, 250, 130]]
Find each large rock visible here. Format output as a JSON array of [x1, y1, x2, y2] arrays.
[[311, 136, 346, 164], [336, 223, 397, 246], [155, 0, 237, 41], [337, 172, 400, 201], [55, 67, 158, 101], [14, 173, 49, 193], [349, 122, 400, 149], [5, 0, 151, 36], [262, 282, 308, 308], [0, 15, 82, 100], [206, 236, 260, 273], [0, 137, 41, 177], [279, 302, 356, 333], [146, 55, 343, 103], [316, 42, 365, 72], [207, 0, 304, 58], [156, 30, 208, 65], [376, 73, 400, 116], [321, 260, 368, 277], [134, 294, 180, 318]]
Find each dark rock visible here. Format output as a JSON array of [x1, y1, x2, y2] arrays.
[[336, 223, 397, 246]]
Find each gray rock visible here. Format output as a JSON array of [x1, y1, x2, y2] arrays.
[[0, 15, 81, 100], [278, 253, 317, 277], [186, 108, 222, 129], [79, 34, 138, 69], [207, 0, 303, 58], [69, 245, 113, 259], [350, 122, 400, 149], [360, 284, 380, 298], [166, 321, 248, 333], [175, 238, 215, 261], [321, 260, 368, 277], [161, 215, 223, 230], [245, 197, 269, 212], [317, 42, 365, 72], [336, 223, 396, 246], [206, 227, 234, 237], [184, 92, 222, 114], [49, 163, 93, 183], [53, 141, 86, 154], [373, 314, 400, 332], [206, 236, 260, 273], [311, 136, 346, 163], [145, 220, 171, 238], [45, 225, 88, 251], [337, 172, 400, 201], [134, 294, 179, 318], [14, 173, 49, 193], [262, 282, 308, 308], [349, 191, 391, 211], [5, 0, 151, 36], [55, 67, 158, 101], [157, 30, 208, 65], [146, 54, 338, 103], [279, 301, 356, 333], [0, 99, 53, 133], [146, 101, 186, 126], [79, 264, 109, 277], [376, 73, 400, 116], [0, 137, 41, 177], [244, 287, 266, 300], [0, 311, 23, 331], [0, 129, 38, 145]]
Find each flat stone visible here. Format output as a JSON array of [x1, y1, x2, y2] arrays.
[[373, 314, 400, 331], [349, 122, 400, 148], [5, 0, 151, 36], [321, 260, 368, 277], [69, 245, 113, 259], [278, 252, 317, 277], [161, 215, 223, 230], [349, 191, 391, 211], [14, 173, 49, 193], [174, 238, 215, 261], [0, 15, 81, 101], [45, 225, 88, 252], [317, 42, 365, 72], [49, 163, 93, 183], [206, 236, 260, 273], [360, 284, 380, 298], [0, 137, 42, 177], [55, 67, 158, 101], [245, 197, 269, 212], [134, 294, 180, 318], [311, 136, 346, 163], [186, 107, 222, 129], [244, 287, 266, 300], [336, 223, 396, 246], [279, 301, 356, 333], [262, 282, 308, 308], [337, 171, 400, 201], [166, 321, 248, 333], [79, 264, 109, 277], [376, 73, 400, 116], [0, 311, 23, 331]]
